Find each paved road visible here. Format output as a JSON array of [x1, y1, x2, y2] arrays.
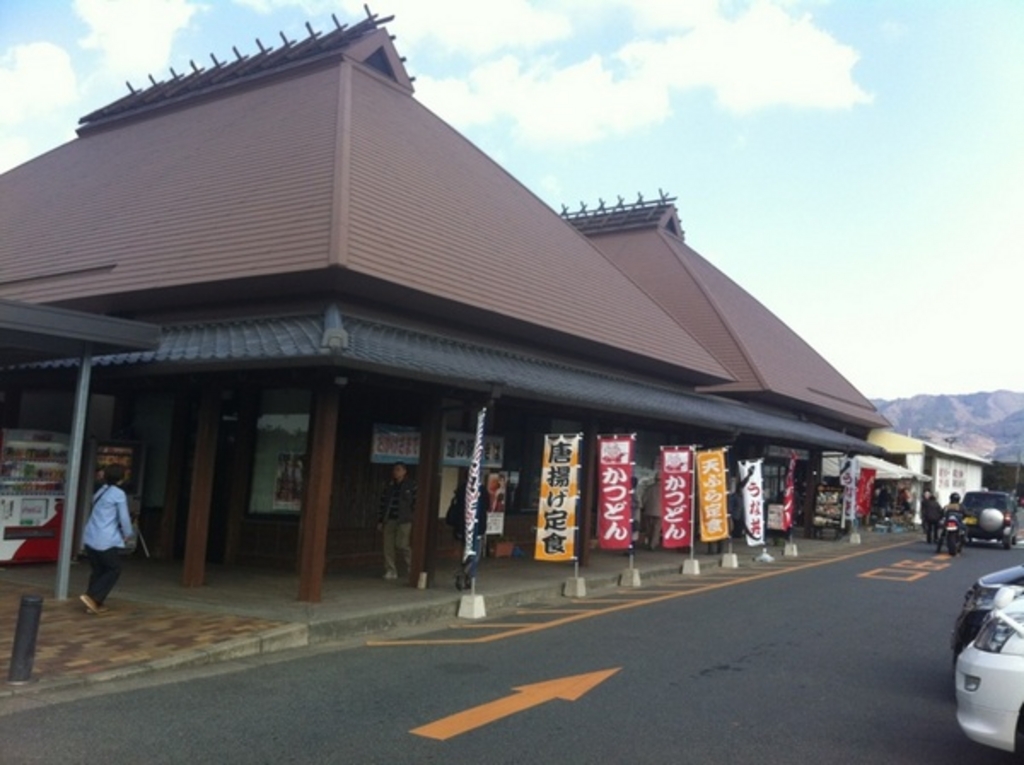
[[3, 539, 1022, 764]]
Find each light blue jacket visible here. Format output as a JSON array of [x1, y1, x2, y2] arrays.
[[82, 483, 133, 551]]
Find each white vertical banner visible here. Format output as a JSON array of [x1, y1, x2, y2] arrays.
[[839, 456, 858, 527], [739, 458, 765, 546], [462, 407, 487, 563]]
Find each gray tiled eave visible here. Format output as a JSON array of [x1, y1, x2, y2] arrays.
[[32, 312, 879, 454]]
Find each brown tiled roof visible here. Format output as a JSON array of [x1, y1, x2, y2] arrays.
[[572, 207, 889, 430], [0, 16, 732, 386], [14, 306, 880, 454]]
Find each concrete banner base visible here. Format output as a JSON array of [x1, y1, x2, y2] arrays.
[[457, 594, 486, 620], [619, 568, 642, 587], [563, 577, 587, 597]]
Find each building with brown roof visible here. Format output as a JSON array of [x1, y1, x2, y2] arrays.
[[0, 10, 884, 601]]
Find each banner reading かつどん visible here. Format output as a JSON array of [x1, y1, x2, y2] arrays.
[[597, 435, 635, 551], [660, 446, 694, 549], [535, 434, 582, 562]]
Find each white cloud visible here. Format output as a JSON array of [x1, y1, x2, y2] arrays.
[[75, 0, 200, 82], [0, 42, 78, 172], [232, 0, 340, 16], [619, 1, 872, 113], [417, 53, 670, 145], [415, 0, 870, 148], [0, 43, 78, 127], [338, 0, 573, 57]]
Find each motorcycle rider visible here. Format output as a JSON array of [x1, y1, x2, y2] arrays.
[[938, 492, 965, 556]]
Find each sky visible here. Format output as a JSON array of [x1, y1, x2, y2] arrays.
[[2, 0, 1022, 401]]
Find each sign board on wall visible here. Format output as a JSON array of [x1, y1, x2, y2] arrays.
[[370, 425, 504, 467]]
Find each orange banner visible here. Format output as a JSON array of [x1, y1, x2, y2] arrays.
[[534, 434, 581, 562], [696, 448, 729, 543]]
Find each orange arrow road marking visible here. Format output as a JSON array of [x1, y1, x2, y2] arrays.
[[410, 667, 621, 741]]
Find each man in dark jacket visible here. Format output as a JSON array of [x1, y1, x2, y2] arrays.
[[377, 462, 416, 580], [920, 489, 943, 544]]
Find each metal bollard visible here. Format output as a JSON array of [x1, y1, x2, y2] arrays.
[[7, 595, 43, 685]]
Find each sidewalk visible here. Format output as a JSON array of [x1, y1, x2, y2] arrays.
[[0, 529, 914, 698]]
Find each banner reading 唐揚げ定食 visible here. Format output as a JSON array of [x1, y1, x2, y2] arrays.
[[535, 434, 582, 562]]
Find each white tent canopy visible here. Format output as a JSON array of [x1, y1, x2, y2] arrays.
[[822, 453, 931, 482]]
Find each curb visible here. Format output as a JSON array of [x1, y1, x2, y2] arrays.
[[1, 536, 909, 698]]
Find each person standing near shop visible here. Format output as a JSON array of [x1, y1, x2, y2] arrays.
[[80, 464, 135, 615], [920, 489, 943, 544], [377, 462, 416, 580], [641, 472, 662, 550]]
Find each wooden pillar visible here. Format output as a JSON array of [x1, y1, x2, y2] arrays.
[[182, 387, 220, 588], [297, 387, 340, 603], [223, 387, 259, 565], [408, 397, 444, 588], [579, 420, 598, 567], [158, 391, 189, 562]]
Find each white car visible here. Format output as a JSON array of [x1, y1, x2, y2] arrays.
[[956, 587, 1024, 752]]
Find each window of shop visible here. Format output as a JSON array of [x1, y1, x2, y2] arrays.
[[248, 388, 311, 516]]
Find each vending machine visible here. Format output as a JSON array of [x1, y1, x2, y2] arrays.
[[0, 429, 69, 563]]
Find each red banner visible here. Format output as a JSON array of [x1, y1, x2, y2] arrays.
[[660, 446, 694, 548], [597, 435, 635, 550], [856, 466, 876, 519]]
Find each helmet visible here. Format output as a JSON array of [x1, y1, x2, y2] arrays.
[[950, 492, 961, 503]]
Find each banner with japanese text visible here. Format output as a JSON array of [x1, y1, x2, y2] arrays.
[[535, 434, 581, 562], [856, 466, 876, 520], [781, 451, 797, 532], [740, 459, 765, 545], [696, 449, 729, 544], [660, 446, 694, 549], [597, 435, 635, 551]]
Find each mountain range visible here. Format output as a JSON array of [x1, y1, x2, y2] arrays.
[[871, 390, 1024, 463]]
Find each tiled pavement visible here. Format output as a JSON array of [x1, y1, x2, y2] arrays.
[[0, 529, 917, 697], [0, 585, 288, 680]]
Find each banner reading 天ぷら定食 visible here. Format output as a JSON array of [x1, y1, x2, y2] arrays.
[[696, 448, 729, 544]]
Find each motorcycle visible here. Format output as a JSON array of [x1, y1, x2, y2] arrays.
[[937, 512, 965, 556]]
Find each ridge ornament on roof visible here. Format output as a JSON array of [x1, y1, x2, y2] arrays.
[[562, 191, 684, 239], [78, 6, 398, 135]]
